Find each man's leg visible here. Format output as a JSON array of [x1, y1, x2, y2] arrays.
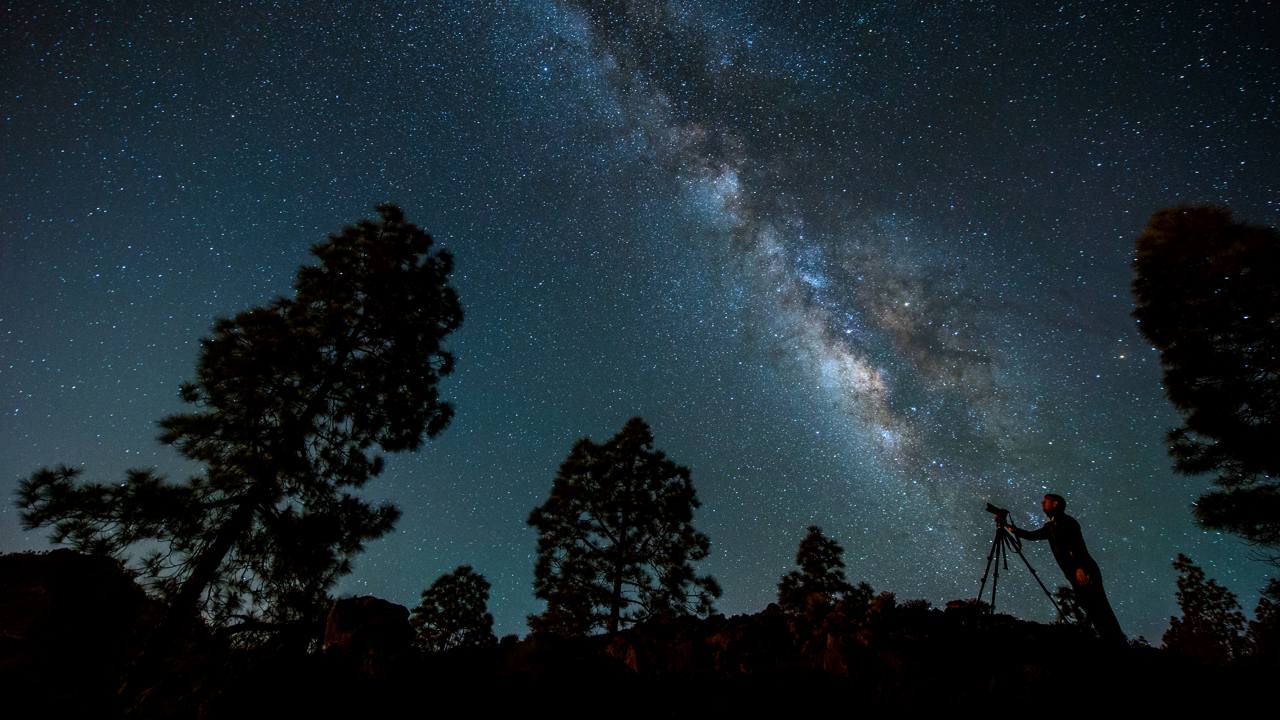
[[1077, 578, 1126, 646]]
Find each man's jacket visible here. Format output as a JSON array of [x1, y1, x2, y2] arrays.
[[1013, 514, 1101, 583]]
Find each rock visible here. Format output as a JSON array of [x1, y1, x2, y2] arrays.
[[0, 549, 160, 715], [323, 595, 411, 678]]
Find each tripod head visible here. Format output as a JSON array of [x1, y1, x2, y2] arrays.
[[984, 502, 1010, 525], [985, 503, 1019, 540]]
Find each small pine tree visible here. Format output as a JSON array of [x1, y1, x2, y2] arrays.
[[1162, 553, 1246, 664], [778, 525, 857, 611], [527, 417, 721, 636], [411, 565, 497, 653], [1246, 578, 1280, 665], [1053, 585, 1089, 626]]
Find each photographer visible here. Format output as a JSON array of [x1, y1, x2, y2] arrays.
[[1002, 493, 1126, 646]]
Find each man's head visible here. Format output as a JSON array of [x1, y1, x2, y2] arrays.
[[1041, 493, 1066, 517]]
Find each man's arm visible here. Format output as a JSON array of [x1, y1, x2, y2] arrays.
[[1010, 524, 1049, 541]]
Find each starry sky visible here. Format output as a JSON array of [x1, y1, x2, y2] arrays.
[[2, 0, 1278, 643]]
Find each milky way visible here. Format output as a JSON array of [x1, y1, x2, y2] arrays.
[[2, 1, 1278, 641], [549, 0, 1130, 579]]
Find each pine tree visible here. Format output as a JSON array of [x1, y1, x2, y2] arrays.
[[411, 565, 497, 653], [1162, 553, 1246, 664], [16, 204, 463, 638], [1053, 585, 1089, 626], [1246, 578, 1280, 665], [527, 417, 721, 635], [1131, 206, 1280, 563], [777, 525, 860, 612]]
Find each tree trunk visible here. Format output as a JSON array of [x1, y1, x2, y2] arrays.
[[167, 486, 264, 631], [610, 567, 622, 634], [119, 479, 272, 713], [611, 500, 628, 634]]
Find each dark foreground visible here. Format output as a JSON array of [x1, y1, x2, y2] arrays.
[[1, 550, 1265, 717]]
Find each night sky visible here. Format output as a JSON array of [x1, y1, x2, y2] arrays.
[[3, 1, 1278, 643]]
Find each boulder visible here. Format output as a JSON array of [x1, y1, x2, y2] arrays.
[[0, 549, 159, 715], [323, 595, 411, 678]]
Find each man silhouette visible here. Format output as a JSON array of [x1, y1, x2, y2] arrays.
[[1003, 493, 1126, 646]]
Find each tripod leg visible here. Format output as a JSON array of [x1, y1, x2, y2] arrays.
[[990, 535, 1006, 613], [1008, 538, 1066, 620], [977, 526, 1003, 601]]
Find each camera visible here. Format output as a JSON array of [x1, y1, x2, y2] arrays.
[[985, 503, 1009, 523]]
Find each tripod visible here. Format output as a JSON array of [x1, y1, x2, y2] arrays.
[[977, 520, 1064, 620]]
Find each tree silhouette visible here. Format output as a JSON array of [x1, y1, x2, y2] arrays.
[[1131, 206, 1280, 563], [1246, 578, 1280, 666], [777, 525, 863, 612], [1162, 553, 1246, 664], [411, 565, 497, 653], [1053, 585, 1089, 626], [16, 204, 463, 639], [527, 417, 721, 635]]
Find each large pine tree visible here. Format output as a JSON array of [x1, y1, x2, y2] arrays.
[[1131, 206, 1280, 563], [16, 204, 464, 638]]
